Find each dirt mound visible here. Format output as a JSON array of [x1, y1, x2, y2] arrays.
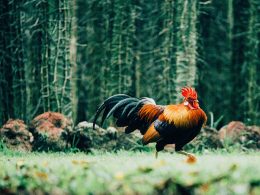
[[70, 121, 145, 152], [0, 119, 33, 151], [29, 112, 73, 151], [219, 121, 246, 139], [219, 121, 260, 149]]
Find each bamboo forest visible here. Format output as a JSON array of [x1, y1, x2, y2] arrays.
[[1, 0, 259, 126], [0, 0, 260, 194]]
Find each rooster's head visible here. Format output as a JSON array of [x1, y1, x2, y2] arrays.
[[181, 87, 199, 110]]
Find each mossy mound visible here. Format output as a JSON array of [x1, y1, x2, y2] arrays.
[[29, 112, 73, 151], [0, 119, 33, 151]]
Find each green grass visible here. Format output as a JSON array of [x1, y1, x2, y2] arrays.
[[0, 151, 259, 194]]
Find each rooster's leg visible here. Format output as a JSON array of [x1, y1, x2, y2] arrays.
[[155, 140, 166, 159], [177, 150, 197, 163], [155, 150, 158, 159]]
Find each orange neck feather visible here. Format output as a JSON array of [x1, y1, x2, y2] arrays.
[[163, 104, 207, 128]]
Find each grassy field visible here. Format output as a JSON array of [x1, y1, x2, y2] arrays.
[[0, 151, 259, 195]]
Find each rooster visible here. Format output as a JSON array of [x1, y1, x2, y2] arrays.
[[93, 87, 207, 160]]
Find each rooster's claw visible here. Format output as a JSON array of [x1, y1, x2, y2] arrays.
[[186, 154, 197, 164]]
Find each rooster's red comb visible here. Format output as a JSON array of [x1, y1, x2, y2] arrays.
[[181, 87, 197, 99]]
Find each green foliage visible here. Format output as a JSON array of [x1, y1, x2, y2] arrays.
[[0, 139, 24, 156], [209, 112, 224, 129], [0, 139, 7, 152], [0, 152, 259, 194]]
